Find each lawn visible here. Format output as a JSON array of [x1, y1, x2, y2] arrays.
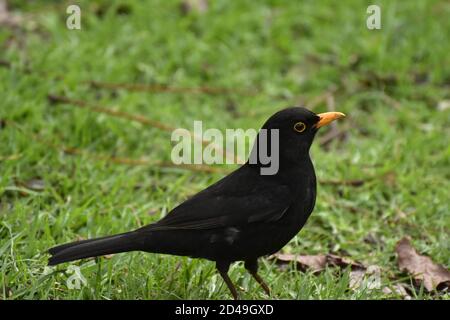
[[0, 0, 449, 299]]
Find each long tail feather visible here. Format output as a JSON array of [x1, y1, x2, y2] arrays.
[[48, 232, 141, 265]]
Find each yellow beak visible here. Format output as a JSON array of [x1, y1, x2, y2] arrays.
[[316, 112, 346, 128]]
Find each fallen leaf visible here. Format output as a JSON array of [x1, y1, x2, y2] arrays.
[[272, 253, 326, 272], [395, 237, 450, 292], [326, 254, 366, 270], [271, 253, 365, 273]]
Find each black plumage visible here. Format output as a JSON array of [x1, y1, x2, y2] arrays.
[[48, 107, 345, 299]]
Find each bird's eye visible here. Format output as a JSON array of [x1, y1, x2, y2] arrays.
[[294, 121, 306, 133]]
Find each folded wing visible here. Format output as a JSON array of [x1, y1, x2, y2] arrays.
[[142, 168, 292, 231]]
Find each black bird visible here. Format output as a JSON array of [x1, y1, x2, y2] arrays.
[[48, 107, 345, 299]]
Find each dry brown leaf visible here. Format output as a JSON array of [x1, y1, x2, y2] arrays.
[[272, 253, 365, 273], [395, 237, 450, 292], [272, 253, 327, 272], [325, 254, 365, 270]]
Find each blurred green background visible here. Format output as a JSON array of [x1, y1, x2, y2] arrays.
[[0, 0, 449, 299]]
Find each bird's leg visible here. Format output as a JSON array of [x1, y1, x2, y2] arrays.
[[216, 261, 239, 300], [245, 259, 270, 296]]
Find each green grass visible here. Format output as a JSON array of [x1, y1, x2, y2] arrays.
[[0, 0, 449, 299]]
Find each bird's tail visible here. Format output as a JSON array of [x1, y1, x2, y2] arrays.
[[48, 232, 143, 266]]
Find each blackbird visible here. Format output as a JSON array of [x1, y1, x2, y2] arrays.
[[48, 107, 345, 299]]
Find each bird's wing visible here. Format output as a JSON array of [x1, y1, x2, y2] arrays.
[[144, 169, 292, 231]]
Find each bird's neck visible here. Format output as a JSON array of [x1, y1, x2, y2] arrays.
[[280, 155, 315, 187], [247, 153, 316, 188]]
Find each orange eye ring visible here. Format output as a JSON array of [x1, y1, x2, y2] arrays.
[[294, 121, 306, 133]]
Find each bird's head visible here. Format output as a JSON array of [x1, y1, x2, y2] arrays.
[[250, 107, 345, 171]]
